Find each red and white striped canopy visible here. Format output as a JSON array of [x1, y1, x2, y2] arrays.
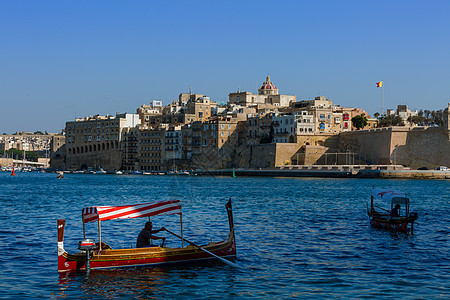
[[82, 200, 182, 223]]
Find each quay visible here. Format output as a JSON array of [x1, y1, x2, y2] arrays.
[[195, 165, 450, 179]]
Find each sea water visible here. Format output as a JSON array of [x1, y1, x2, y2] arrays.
[[0, 172, 448, 299]]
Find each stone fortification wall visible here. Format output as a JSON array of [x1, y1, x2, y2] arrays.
[[338, 128, 394, 165], [339, 127, 450, 169], [65, 150, 122, 170], [244, 143, 302, 169], [392, 127, 450, 169]]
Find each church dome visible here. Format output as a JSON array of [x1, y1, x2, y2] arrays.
[[258, 75, 279, 95]]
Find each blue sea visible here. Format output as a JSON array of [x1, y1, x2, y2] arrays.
[[0, 172, 448, 299]]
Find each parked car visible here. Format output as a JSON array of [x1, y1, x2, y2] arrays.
[[436, 166, 449, 171]]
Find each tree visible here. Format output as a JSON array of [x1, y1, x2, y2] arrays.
[[373, 112, 380, 119], [351, 114, 368, 130], [408, 115, 425, 126], [4, 148, 39, 162], [377, 115, 405, 127]]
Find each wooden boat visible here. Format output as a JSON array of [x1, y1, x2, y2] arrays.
[[57, 199, 237, 272], [368, 188, 418, 233]]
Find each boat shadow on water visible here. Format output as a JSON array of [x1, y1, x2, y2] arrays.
[[56, 259, 239, 298]]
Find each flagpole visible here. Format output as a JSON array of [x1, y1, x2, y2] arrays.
[[381, 81, 384, 115]]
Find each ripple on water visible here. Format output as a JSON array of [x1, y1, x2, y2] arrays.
[[0, 173, 449, 299]]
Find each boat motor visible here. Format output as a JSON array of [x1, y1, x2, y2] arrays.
[[409, 212, 418, 221], [78, 239, 95, 271]]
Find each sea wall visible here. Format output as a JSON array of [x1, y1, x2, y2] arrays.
[[65, 150, 123, 170], [339, 127, 450, 169]]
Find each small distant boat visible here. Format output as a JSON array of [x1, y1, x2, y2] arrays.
[[368, 188, 418, 233], [94, 169, 107, 175], [178, 171, 190, 176], [57, 171, 64, 179], [57, 199, 237, 272], [115, 171, 123, 175]]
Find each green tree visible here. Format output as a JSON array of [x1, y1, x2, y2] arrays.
[[377, 115, 405, 127], [4, 148, 39, 162], [351, 114, 368, 130]]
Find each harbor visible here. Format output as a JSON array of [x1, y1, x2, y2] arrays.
[[196, 165, 450, 179]]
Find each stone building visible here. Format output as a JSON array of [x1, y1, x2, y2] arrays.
[[272, 111, 315, 143], [164, 125, 182, 163], [190, 117, 239, 169], [122, 127, 139, 171], [49, 135, 66, 170], [138, 126, 165, 171], [386, 105, 418, 125], [136, 101, 163, 124], [229, 76, 296, 107], [0, 133, 53, 152], [140, 93, 218, 127], [65, 113, 140, 170], [247, 114, 273, 145], [289, 96, 355, 133], [181, 124, 192, 160]]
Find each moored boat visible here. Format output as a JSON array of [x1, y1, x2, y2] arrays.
[[57, 199, 237, 272], [367, 188, 418, 233]]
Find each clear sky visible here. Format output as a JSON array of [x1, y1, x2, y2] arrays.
[[1, 0, 449, 134]]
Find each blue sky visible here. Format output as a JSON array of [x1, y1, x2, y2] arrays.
[[1, 0, 449, 133]]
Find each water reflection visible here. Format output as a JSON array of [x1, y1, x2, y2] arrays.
[[56, 260, 237, 299]]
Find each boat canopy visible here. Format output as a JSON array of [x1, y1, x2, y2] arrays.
[[82, 200, 182, 223], [371, 189, 409, 205]]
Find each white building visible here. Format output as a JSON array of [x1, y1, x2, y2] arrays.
[[272, 111, 315, 143]]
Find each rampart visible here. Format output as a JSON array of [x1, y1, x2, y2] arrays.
[[338, 126, 450, 169]]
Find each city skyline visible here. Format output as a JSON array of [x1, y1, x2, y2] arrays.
[[1, 0, 450, 134]]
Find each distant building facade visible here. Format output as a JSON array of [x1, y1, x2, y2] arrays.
[[65, 113, 140, 170], [229, 76, 296, 107]]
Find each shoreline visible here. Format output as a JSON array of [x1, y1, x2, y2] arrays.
[[195, 169, 450, 179]]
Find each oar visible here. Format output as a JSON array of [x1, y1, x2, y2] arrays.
[[164, 228, 240, 268]]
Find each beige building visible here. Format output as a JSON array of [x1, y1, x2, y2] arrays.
[[49, 135, 66, 170], [140, 93, 218, 127], [138, 126, 165, 171], [387, 105, 418, 125], [122, 127, 139, 171], [136, 101, 163, 124], [65, 113, 140, 170], [0, 133, 53, 152], [190, 117, 239, 169], [247, 114, 273, 145], [229, 76, 296, 107], [290, 96, 356, 133], [181, 124, 193, 160], [164, 125, 182, 164]]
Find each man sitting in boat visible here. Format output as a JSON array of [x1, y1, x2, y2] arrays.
[[391, 204, 401, 218], [136, 221, 166, 248]]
